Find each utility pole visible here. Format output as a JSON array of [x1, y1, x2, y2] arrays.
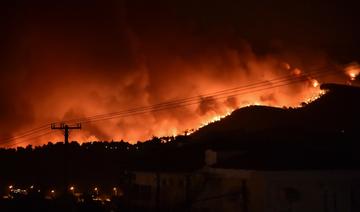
[[51, 123, 81, 195]]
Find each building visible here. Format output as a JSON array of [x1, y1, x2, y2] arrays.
[[193, 168, 360, 212], [125, 149, 360, 212]]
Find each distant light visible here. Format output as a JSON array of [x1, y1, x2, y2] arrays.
[[94, 187, 98, 191], [51, 190, 55, 193], [113, 187, 118, 196], [70, 186, 74, 191], [8, 185, 13, 189], [30, 185, 34, 189]]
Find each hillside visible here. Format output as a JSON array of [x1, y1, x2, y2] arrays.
[[190, 83, 360, 145], [156, 83, 360, 170]]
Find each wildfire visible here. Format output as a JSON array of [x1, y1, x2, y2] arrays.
[[199, 112, 233, 128], [311, 79, 319, 88], [3, 52, 345, 147], [302, 90, 327, 105], [345, 62, 360, 81], [190, 77, 325, 134]]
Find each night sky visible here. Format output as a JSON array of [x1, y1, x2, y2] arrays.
[[0, 0, 359, 145]]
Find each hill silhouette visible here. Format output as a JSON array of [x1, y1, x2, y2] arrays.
[[128, 83, 360, 171], [190, 83, 360, 144], [169, 83, 360, 170]]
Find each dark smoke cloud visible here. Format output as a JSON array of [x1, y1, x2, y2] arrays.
[[0, 0, 358, 145]]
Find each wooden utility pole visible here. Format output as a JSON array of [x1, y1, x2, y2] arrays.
[[51, 123, 81, 194]]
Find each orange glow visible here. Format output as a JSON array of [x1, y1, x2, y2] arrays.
[[3, 47, 350, 148], [292, 68, 302, 76], [1, 1, 358, 149], [199, 112, 232, 129], [311, 79, 319, 88], [302, 90, 327, 105], [345, 62, 360, 81]]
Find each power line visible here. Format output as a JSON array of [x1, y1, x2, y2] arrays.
[[0, 70, 305, 144], [54, 68, 337, 124], [82, 71, 335, 124], [0, 124, 49, 143], [0, 68, 341, 147], [72, 69, 340, 124], [1, 69, 338, 146], [5, 131, 54, 148]]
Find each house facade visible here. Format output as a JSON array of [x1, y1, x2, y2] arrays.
[[124, 149, 360, 212]]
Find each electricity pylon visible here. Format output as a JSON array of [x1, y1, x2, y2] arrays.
[[51, 123, 81, 194], [51, 123, 82, 145]]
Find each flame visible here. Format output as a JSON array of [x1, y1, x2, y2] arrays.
[[345, 62, 360, 81], [9, 67, 328, 147], [199, 112, 232, 128], [4, 50, 347, 147], [191, 81, 325, 134], [1, 2, 355, 148], [302, 90, 327, 105], [311, 79, 319, 88]]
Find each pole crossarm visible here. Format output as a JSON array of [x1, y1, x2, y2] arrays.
[[51, 123, 82, 130]]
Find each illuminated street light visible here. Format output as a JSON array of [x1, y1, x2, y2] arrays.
[[113, 187, 117, 196], [50, 189, 55, 199], [94, 187, 99, 196], [69, 186, 75, 194], [8, 185, 13, 189]]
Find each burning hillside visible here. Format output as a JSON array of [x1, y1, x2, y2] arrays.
[[190, 83, 360, 144], [0, 1, 359, 147]]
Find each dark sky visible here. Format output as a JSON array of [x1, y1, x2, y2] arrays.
[[1, 0, 360, 62], [0, 0, 359, 144]]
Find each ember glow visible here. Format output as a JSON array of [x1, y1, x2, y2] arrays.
[[1, 1, 358, 147], [0, 34, 348, 147], [3, 54, 336, 147], [345, 62, 360, 81], [311, 79, 320, 88], [23, 64, 330, 146]]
